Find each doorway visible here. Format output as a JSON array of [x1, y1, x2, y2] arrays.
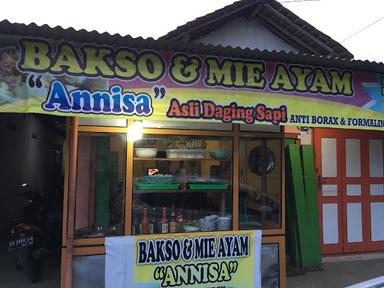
[[0, 114, 65, 287], [314, 128, 384, 254]]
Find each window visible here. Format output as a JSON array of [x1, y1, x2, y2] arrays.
[[132, 134, 233, 234], [74, 133, 126, 237], [239, 138, 282, 230], [73, 255, 105, 288], [261, 244, 280, 288]]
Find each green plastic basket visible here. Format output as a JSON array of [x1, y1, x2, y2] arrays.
[[188, 183, 230, 190], [136, 183, 180, 190]]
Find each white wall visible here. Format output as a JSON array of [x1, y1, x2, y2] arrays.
[[194, 18, 298, 52], [300, 129, 313, 145]]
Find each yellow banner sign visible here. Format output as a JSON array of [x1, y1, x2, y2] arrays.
[[1, 36, 383, 130], [105, 230, 262, 288]]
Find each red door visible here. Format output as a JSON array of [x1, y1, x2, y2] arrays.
[[314, 128, 384, 254]]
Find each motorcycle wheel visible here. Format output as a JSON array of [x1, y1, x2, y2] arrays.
[[24, 251, 41, 283]]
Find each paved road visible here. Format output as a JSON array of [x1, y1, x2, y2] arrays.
[[0, 243, 60, 288], [287, 258, 384, 288]]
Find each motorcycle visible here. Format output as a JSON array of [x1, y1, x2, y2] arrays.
[[8, 183, 50, 283]]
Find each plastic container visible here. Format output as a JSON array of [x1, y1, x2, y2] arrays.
[[189, 149, 205, 159], [135, 148, 158, 158], [142, 175, 173, 184], [166, 149, 181, 158], [166, 149, 205, 158], [183, 225, 200, 232], [209, 150, 230, 159]]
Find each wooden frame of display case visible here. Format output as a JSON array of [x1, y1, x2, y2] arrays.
[[61, 117, 287, 288]]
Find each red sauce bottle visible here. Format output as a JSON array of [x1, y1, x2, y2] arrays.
[[169, 209, 177, 233]]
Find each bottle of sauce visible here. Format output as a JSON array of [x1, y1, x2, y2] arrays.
[[132, 208, 138, 235], [160, 207, 169, 234], [149, 208, 157, 234], [133, 208, 142, 235], [169, 209, 177, 233], [141, 208, 149, 235]]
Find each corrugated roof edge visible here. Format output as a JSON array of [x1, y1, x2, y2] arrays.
[[0, 19, 383, 73]]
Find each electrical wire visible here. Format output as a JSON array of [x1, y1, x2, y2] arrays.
[[341, 16, 384, 43]]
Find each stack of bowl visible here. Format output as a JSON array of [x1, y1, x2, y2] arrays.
[[199, 215, 218, 231], [216, 216, 231, 231]]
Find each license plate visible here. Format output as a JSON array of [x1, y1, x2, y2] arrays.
[[8, 236, 34, 250]]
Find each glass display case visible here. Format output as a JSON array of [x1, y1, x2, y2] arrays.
[[71, 121, 284, 237], [68, 119, 286, 287], [132, 134, 233, 234]]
